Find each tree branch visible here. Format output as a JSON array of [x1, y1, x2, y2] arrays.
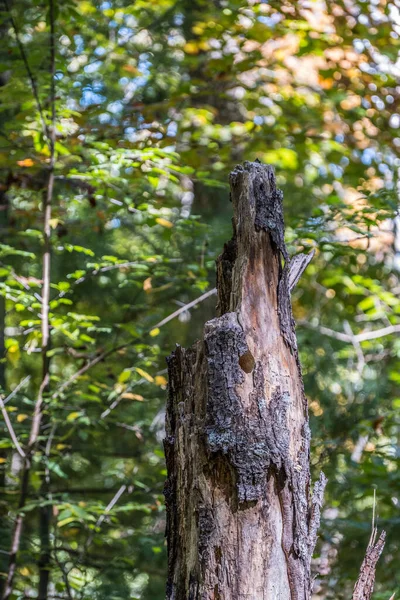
[[0, 397, 25, 459], [299, 321, 400, 344], [52, 287, 217, 399], [81, 484, 130, 559]]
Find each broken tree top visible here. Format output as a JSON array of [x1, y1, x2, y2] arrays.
[[218, 160, 313, 351], [165, 161, 325, 600]]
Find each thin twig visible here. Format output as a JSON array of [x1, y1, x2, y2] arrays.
[[152, 287, 216, 329], [0, 397, 25, 458], [1, 375, 31, 406], [343, 320, 365, 373], [83, 484, 129, 553], [53, 553, 73, 600], [53, 287, 217, 399], [3, 0, 49, 141], [100, 379, 144, 419], [54, 258, 182, 299], [299, 321, 400, 344]]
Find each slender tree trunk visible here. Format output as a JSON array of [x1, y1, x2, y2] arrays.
[[1, 1, 56, 596], [0, 181, 9, 599], [165, 161, 326, 599], [2, 159, 54, 600], [37, 0, 56, 591], [0, 10, 12, 586]]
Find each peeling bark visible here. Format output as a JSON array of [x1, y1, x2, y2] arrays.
[[165, 161, 325, 599]]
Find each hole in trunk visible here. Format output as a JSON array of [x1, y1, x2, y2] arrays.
[[239, 350, 255, 373]]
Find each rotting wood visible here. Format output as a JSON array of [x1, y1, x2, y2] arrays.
[[352, 530, 386, 600], [165, 161, 326, 600]]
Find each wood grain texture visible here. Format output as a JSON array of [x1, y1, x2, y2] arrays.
[[165, 161, 325, 600]]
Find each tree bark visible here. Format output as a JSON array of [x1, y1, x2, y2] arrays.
[[352, 530, 386, 600], [165, 161, 326, 600]]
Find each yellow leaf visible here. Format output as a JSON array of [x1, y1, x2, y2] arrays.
[[56, 444, 68, 450], [17, 158, 34, 167], [80, 0, 96, 14], [149, 328, 160, 337], [199, 41, 210, 51], [118, 369, 131, 383], [17, 414, 28, 423], [0, 457, 7, 464], [143, 277, 152, 292], [192, 25, 204, 35], [155, 375, 167, 387], [58, 517, 78, 528], [121, 392, 144, 401], [150, 282, 173, 293], [155, 217, 174, 228], [67, 411, 81, 422], [20, 567, 30, 577], [184, 42, 199, 54], [49, 218, 59, 229], [135, 367, 154, 383]]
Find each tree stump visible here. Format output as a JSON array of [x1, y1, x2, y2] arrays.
[[164, 161, 326, 599]]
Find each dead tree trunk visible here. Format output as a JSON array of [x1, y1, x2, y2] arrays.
[[165, 161, 326, 599]]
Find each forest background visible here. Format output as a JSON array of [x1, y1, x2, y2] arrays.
[[0, 0, 400, 598]]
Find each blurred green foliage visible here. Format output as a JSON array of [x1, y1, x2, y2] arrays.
[[0, 0, 400, 598]]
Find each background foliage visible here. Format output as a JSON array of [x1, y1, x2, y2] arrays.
[[0, 0, 400, 598]]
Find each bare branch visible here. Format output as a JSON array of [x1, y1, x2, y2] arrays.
[[299, 321, 400, 344], [100, 379, 144, 419], [299, 321, 352, 343], [53, 287, 217, 399], [356, 324, 400, 343], [1, 375, 31, 406], [153, 287, 217, 329], [83, 484, 129, 554], [343, 320, 365, 373], [0, 397, 25, 458]]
